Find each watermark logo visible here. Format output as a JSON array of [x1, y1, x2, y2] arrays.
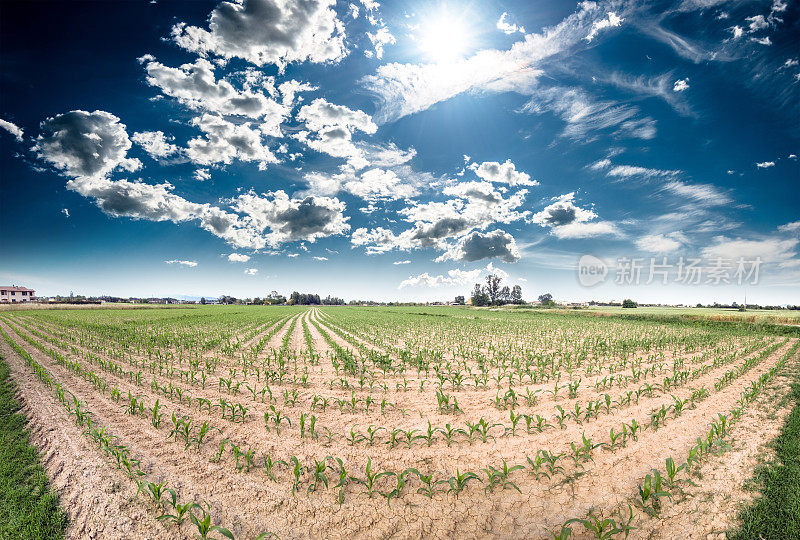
[[576, 255, 763, 287], [578, 254, 608, 287]]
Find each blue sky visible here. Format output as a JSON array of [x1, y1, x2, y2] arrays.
[[0, 0, 798, 304]]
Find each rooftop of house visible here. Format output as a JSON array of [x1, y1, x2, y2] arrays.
[[0, 286, 35, 292]]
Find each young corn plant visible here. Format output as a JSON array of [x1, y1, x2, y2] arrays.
[[446, 468, 481, 498], [566, 510, 624, 540], [349, 457, 392, 499], [189, 502, 234, 540], [482, 459, 524, 494]]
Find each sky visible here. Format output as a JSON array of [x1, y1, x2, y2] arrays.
[[0, 0, 798, 304]]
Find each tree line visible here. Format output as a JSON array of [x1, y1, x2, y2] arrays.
[[469, 274, 524, 306]]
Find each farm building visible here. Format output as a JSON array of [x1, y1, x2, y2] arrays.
[[0, 285, 36, 302]]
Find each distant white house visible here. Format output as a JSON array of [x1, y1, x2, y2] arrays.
[[0, 286, 36, 303]]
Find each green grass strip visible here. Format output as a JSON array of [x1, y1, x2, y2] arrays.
[[732, 369, 800, 539], [0, 351, 67, 540]]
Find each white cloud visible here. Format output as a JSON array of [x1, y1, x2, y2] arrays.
[[166, 260, 198, 267], [636, 232, 684, 253], [367, 26, 395, 59], [393, 260, 410, 265], [472, 159, 537, 186], [605, 164, 680, 180], [661, 180, 731, 206], [244, 268, 258, 275], [362, 2, 636, 123], [228, 253, 251, 262], [530, 192, 620, 239], [398, 268, 482, 289], [702, 236, 798, 264], [746, 15, 769, 32], [171, 0, 348, 72], [34, 110, 136, 178], [436, 229, 521, 263], [530, 192, 596, 227], [673, 78, 690, 92], [497, 12, 524, 35], [585, 12, 623, 43], [295, 98, 377, 169], [522, 86, 657, 141], [230, 190, 350, 246], [778, 221, 800, 233], [756, 161, 775, 168], [0, 118, 23, 141], [132, 130, 181, 159], [730, 25, 744, 39], [61, 208, 70, 218], [186, 114, 278, 169], [751, 36, 772, 46], [140, 57, 288, 122], [312, 256, 328, 261], [194, 169, 211, 181], [552, 221, 620, 239]]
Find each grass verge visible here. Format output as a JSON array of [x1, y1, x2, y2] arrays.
[[731, 365, 800, 539], [0, 351, 67, 539]]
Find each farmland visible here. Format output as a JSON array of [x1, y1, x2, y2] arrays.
[[0, 306, 797, 539]]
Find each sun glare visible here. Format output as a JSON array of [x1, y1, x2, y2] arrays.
[[418, 13, 471, 64]]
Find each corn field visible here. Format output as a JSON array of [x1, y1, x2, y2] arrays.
[[0, 305, 795, 539]]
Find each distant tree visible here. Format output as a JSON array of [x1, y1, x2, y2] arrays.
[[471, 284, 489, 306], [485, 274, 502, 305], [511, 285, 523, 304], [455, 295, 465, 305], [200, 297, 206, 305], [538, 293, 554, 305], [622, 299, 638, 308], [499, 286, 511, 305]]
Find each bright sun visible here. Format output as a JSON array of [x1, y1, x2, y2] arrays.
[[418, 13, 471, 64]]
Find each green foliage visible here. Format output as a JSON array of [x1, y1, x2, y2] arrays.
[[0, 352, 67, 540]]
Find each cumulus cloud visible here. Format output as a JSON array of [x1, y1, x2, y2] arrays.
[[132, 131, 181, 159], [294, 98, 377, 168], [244, 267, 258, 275], [367, 26, 395, 59], [194, 169, 212, 181], [398, 268, 482, 289], [61, 208, 70, 218], [0, 118, 23, 141], [778, 221, 800, 233], [472, 159, 537, 186], [33, 110, 138, 178], [585, 12, 624, 42], [312, 256, 328, 261], [140, 58, 288, 123], [530, 192, 619, 239], [352, 182, 528, 258], [436, 229, 521, 263], [673, 78, 690, 91], [497, 12, 524, 34], [756, 161, 775, 168], [166, 260, 198, 267], [530, 192, 596, 227], [171, 0, 348, 71], [231, 190, 350, 246], [228, 253, 251, 262], [186, 114, 278, 168], [393, 260, 410, 265]]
